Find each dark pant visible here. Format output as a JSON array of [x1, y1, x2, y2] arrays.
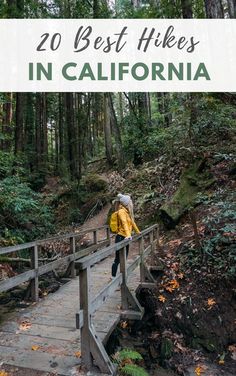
[[111, 234, 129, 277]]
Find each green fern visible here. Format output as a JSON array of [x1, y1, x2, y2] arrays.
[[117, 349, 143, 362], [121, 364, 149, 376]]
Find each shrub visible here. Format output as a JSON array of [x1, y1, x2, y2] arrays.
[[0, 176, 54, 245]]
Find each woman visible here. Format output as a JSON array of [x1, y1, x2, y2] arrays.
[[111, 193, 140, 277]]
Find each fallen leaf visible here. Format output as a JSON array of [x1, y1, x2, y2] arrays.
[[228, 344, 236, 360], [195, 365, 204, 375], [178, 273, 184, 279], [207, 298, 216, 309], [75, 351, 81, 358], [19, 321, 32, 331], [165, 279, 180, 293], [171, 263, 179, 271], [31, 345, 40, 351], [120, 321, 128, 329], [0, 371, 10, 376], [158, 295, 166, 303]]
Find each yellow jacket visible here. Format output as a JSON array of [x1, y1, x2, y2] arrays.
[[117, 205, 140, 238]]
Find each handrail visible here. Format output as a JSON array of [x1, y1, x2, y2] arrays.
[[0, 225, 111, 300], [0, 225, 109, 255], [77, 224, 159, 375], [76, 224, 158, 270]]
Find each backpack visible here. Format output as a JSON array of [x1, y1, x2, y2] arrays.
[[109, 211, 119, 233]]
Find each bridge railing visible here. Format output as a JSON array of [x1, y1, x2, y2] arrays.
[[0, 225, 110, 301], [76, 224, 159, 375]]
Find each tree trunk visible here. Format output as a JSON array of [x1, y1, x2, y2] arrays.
[[2, 93, 13, 151], [93, 0, 100, 18], [65, 93, 80, 180], [15, 93, 24, 154], [25, 93, 35, 171], [181, 0, 193, 18], [118, 93, 124, 123], [58, 93, 64, 168], [35, 93, 41, 170], [108, 93, 124, 168], [42, 93, 48, 169], [227, 0, 236, 17], [138, 93, 149, 131], [204, 0, 224, 18], [131, 0, 141, 9], [103, 93, 113, 165]]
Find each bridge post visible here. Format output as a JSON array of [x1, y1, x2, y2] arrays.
[[156, 225, 160, 248], [139, 237, 145, 283], [93, 230, 98, 245], [149, 230, 154, 254], [79, 267, 93, 368], [106, 227, 111, 245], [70, 236, 76, 278], [120, 246, 143, 313], [139, 235, 155, 284], [30, 245, 39, 301]]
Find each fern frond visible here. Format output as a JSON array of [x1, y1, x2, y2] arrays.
[[118, 349, 143, 361], [121, 364, 149, 376]]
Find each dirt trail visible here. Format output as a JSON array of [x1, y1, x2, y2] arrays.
[[80, 203, 110, 234]]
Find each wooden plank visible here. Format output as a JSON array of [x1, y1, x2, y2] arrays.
[[127, 255, 141, 277], [79, 267, 93, 368], [77, 240, 130, 270], [0, 225, 109, 255], [1, 322, 79, 341], [25, 315, 77, 329], [0, 269, 35, 293], [0, 331, 80, 356], [0, 242, 35, 255], [91, 274, 122, 314], [0, 241, 109, 294], [30, 244, 39, 301], [139, 282, 156, 289], [74, 239, 110, 260], [0, 345, 81, 376]]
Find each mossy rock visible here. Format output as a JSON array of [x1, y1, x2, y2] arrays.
[[159, 159, 215, 229], [81, 174, 108, 193]]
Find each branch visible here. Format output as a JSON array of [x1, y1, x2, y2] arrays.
[[123, 92, 138, 119]]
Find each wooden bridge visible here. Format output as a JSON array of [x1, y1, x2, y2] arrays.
[[0, 224, 159, 375]]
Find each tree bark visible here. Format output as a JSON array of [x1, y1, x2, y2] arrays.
[[2, 93, 13, 151], [204, 0, 224, 18], [15, 93, 24, 154], [108, 93, 124, 168], [42, 93, 48, 168], [93, 0, 100, 18], [103, 93, 113, 165], [65, 93, 80, 180], [181, 0, 193, 18], [25, 93, 35, 171], [227, 0, 236, 17]]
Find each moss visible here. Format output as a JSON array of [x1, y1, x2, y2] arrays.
[[159, 159, 215, 228], [81, 174, 108, 193]]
